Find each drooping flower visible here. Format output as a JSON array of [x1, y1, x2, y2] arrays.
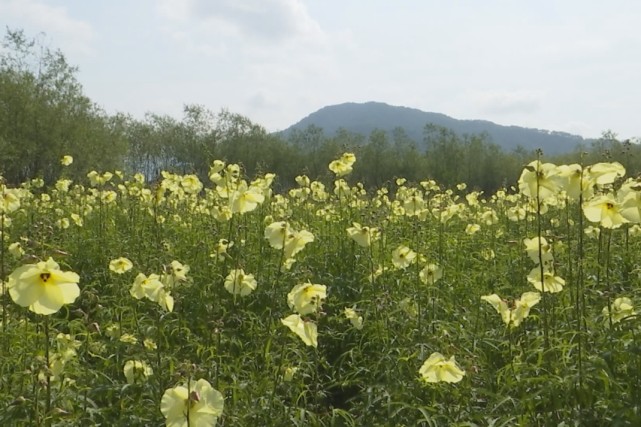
[[283, 229, 315, 259], [160, 379, 224, 427], [8, 258, 80, 315], [281, 314, 318, 347], [287, 282, 327, 315], [343, 307, 363, 330], [123, 360, 153, 384], [523, 237, 554, 265], [518, 160, 560, 201], [602, 297, 636, 324], [264, 221, 291, 249], [346, 222, 380, 247], [109, 257, 133, 274], [586, 162, 625, 186], [224, 269, 257, 297], [419, 352, 465, 384]]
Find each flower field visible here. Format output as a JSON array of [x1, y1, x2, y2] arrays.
[[1, 153, 640, 426]]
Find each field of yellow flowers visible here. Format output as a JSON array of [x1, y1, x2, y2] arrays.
[[0, 153, 639, 426]]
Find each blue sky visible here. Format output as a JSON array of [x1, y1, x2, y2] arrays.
[[1, 0, 640, 139]]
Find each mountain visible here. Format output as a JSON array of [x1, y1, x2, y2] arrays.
[[280, 101, 586, 154]]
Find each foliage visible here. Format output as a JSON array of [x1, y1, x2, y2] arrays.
[[0, 152, 640, 425]]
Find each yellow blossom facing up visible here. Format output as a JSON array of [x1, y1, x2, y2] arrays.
[[391, 245, 417, 269], [419, 263, 443, 285], [287, 282, 327, 315], [465, 224, 480, 235], [161, 379, 224, 427], [119, 333, 138, 344], [344, 307, 363, 330], [143, 338, 157, 350], [527, 267, 565, 293], [224, 269, 257, 297], [123, 360, 153, 384], [8, 242, 25, 259], [109, 257, 133, 274], [481, 292, 541, 328], [60, 155, 73, 166], [130, 273, 163, 300], [419, 352, 465, 384], [346, 222, 380, 247], [281, 314, 318, 347], [8, 258, 80, 315], [603, 297, 636, 324]]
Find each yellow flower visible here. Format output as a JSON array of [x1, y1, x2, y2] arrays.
[[8, 258, 80, 315], [343, 307, 363, 330], [119, 333, 138, 344], [419, 263, 443, 285], [419, 352, 465, 384], [230, 182, 265, 214], [123, 360, 153, 384], [465, 224, 480, 235], [586, 162, 625, 186], [180, 174, 203, 194], [130, 273, 163, 300], [8, 242, 25, 259], [527, 267, 565, 293], [523, 237, 554, 265], [161, 379, 224, 427], [328, 153, 356, 177], [391, 245, 416, 269], [283, 229, 314, 259], [281, 314, 318, 347], [582, 194, 628, 229], [109, 257, 133, 274], [603, 297, 636, 324], [224, 269, 257, 296], [287, 282, 327, 315], [283, 366, 299, 382], [481, 292, 541, 327], [60, 155, 73, 166], [264, 221, 291, 249], [0, 186, 21, 213], [346, 222, 380, 247], [518, 160, 560, 201]]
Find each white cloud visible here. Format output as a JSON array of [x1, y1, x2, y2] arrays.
[[158, 0, 324, 44], [0, 0, 94, 56], [473, 90, 543, 115]]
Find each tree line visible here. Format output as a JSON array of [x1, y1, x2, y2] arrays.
[[1, 29, 639, 193]]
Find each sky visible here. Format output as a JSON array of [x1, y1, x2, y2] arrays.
[[1, 0, 640, 140]]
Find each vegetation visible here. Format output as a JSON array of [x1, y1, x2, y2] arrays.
[[1, 32, 641, 425]]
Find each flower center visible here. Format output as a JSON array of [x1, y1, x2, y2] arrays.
[[40, 272, 51, 283]]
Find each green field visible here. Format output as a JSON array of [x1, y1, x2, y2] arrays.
[[1, 154, 639, 426]]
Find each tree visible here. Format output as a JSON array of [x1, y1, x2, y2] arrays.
[[0, 29, 127, 183]]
